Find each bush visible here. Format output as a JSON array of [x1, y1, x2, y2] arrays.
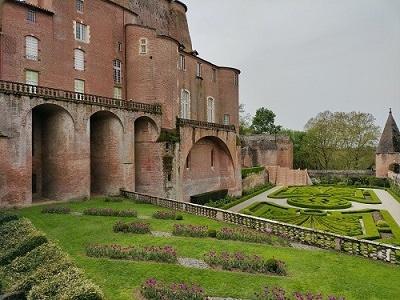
[[172, 224, 208, 238], [141, 278, 206, 300], [113, 221, 151, 234], [255, 286, 345, 300], [87, 244, 177, 263], [84, 208, 137, 217], [153, 211, 176, 220], [0, 212, 19, 226], [207, 229, 217, 238], [204, 251, 287, 276], [190, 190, 228, 205], [175, 215, 184, 221], [41, 206, 71, 214], [216, 227, 274, 244]]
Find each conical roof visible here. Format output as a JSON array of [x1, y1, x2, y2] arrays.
[[377, 110, 400, 154]]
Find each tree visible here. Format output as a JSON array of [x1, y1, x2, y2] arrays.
[[239, 104, 253, 135], [280, 129, 311, 169], [251, 107, 281, 135]]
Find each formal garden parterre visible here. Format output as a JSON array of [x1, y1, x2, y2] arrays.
[[1, 197, 400, 300]]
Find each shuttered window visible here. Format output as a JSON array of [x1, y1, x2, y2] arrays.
[[25, 36, 38, 61], [25, 70, 39, 93], [74, 49, 85, 71]]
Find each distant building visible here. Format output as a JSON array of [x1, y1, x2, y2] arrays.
[[0, 0, 242, 206], [376, 110, 400, 178]]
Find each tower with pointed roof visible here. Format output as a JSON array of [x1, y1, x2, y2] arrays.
[[376, 109, 400, 178]]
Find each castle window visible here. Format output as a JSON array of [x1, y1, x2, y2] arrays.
[[139, 38, 148, 54], [113, 59, 122, 84], [186, 154, 190, 169], [76, 0, 84, 13], [196, 62, 202, 77], [27, 9, 36, 23], [211, 149, 215, 168], [207, 97, 215, 123], [74, 49, 85, 71], [212, 68, 217, 82], [180, 89, 191, 119], [234, 73, 239, 86], [113, 87, 122, 100], [74, 79, 85, 99], [167, 172, 172, 182], [25, 70, 39, 86], [75, 22, 88, 42], [179, 54, 186, 70], [118, 42, 123, 52], [25, 36, 38, 61], [223, 114, 230, 125]]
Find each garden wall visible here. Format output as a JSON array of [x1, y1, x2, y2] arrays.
[[242, 169, 268, 191], [121, 190, 400, 264]]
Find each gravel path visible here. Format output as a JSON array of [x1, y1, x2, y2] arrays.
[[151, 231, 172, 238], [178, 257, 210, 269], [229, 187, 400, 226]]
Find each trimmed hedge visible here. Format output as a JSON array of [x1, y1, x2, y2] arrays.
[[0, 213, 19, 226], [84, 208, 137, 217], [41, 206, 71, 214], [241, 166, 265, 179], [191, 189, 228, 205]]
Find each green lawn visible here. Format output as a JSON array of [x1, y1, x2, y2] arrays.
[[13, 198, 400, 300]]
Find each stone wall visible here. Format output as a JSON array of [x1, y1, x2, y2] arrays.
[[267, 166, 311, 186], [122, 190, 400, 264], [242, 169, 268, 191]]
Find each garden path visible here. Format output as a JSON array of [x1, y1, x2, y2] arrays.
[[229, 188, 400, 226]]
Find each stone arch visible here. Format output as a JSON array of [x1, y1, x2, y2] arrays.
[[88, 109, 124, 133], [134, 116, 161, 194], [90, 110, 124, 195], [31, 103, 76, 200], [182, 136, 236, 202]]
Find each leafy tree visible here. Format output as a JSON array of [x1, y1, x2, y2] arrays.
[[239, 104, 253, 135], [251, 107, 282, 134]]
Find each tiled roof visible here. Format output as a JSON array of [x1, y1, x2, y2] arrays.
[[377, 110, 400, 154]]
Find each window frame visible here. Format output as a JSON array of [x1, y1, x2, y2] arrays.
[[178, 54, 186, 71], [223, 114, 230, 126], [207, 96, 215, 123], [75, 22, 88, 43], [74, 79, 85, 100], [234, 73, 239, 86], [139, 38, 148, 55], [25, 70, 39, 86], [25, 36, 39, 61], [180, 89, 191, 119], [113, 86, 122, 100], [196, 62, 202, 78], [212, 68, 217, 82], [27, 9, 36, 23], [76, 0, 84, 13], [113, 59, 122, 84], [74, 48, 85, 71]]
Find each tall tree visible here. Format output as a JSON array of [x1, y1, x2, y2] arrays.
[[251, 107, 281, 134], [239, 104, 253, 135]]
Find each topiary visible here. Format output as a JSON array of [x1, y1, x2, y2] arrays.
[[175, 215, 183, 221]]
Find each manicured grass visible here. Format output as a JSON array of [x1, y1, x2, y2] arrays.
[[12, 198, 400, 300]]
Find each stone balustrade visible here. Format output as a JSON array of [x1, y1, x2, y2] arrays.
[[121, 189, 400, 264], [0, 80, 162, 114], [176, 118, 236, 132]]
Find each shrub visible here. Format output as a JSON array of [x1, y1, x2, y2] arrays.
[[141, 278, 206, 300], [172, 224, 208, 238], [208, 229, 217, 238], [255, 287, 345, 300], [153, 210, 176, 220], [216, 227, 273, 244], [113, 221, 151, 234], [0, 212, 19, 226], [190, 190, 228, 205], [84, 208, 137, 217], [175, 215, 184, 221], [41, 206, 71, 214], [86, 244, 177, 263], [204, 251, 287, 276]]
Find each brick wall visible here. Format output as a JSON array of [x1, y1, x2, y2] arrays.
[[376, 153, 400, 178]]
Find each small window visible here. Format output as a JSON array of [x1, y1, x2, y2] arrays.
[[139, 38, 148, 54], [212, 68, 217, 82], [118, 42, 123, 52], [113, 60, 122, 84], [207, 97, 215, 123], [180, 89, 191, 119], [25, 70, 39, 86], [186, 154, 190, 169], [75, 22, 88, 42], [167, 173, 172, 182], [211, 149, 215, 168], [76, 0, 84, 13], [25, 36, 39, 61], [27, 9, 36, 23], [178, 54, 186, 71], [196, 62, 202, 77], [74, 79, 85, 94], [223, 114, 230, 125], [234, 73, 239, 86], [113, 87, 122, 99], [74, 49, 85, 71]]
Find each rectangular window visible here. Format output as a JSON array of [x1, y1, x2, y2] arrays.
[[74, 49, 85, 71], [74, 79, 85, 100], [139, 38, 148, 54], [27, 9, 36, 23], [75, 22, 88, 42], [25, 70, 39, 93], [223, 114, 230, 125], [113, 87, 122, 99], [180, 89, 191, 119], [196, 62, 202, 77], [211, 149, 215, 168], [186, 154, 190, 169], [234, 73, 239, 86], [76, 0, 84, 13], [25, 36, 39, 61], [113, 60, 122, 84], [207, 97, 215, 123], [178, 54, 186, 71], [118, 42, 123, 52], [212, 68, 217, 82]]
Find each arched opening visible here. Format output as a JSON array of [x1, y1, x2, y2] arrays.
[[183, 136, 235, 202], [134, 116, 159, 194], [32, 104, 75, 200], [389, 163, 400, 174], [90, 111, 123, 195]]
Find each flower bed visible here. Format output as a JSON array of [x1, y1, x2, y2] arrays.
[[41, 206, 71, 214], [204, 251, 287, 276], [113, 221, 151, 234], [141, 278, 206, 300], [255, 286, 345, 300], [87, 244, 177, 263], [172, 224, 208, 238], [216, 227, 274, 244], [83, 208, 137, 217], [153, 210, 182, 220]]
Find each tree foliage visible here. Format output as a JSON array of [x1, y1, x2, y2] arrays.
[[250, 107, 282, 134]]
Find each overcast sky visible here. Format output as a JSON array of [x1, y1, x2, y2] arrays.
[[185, 0, 400, 131]]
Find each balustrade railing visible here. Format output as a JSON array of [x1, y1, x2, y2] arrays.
[[121, 189, 400, 264], [0, 80, 162, 114], [176, 118, 236, 132]]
